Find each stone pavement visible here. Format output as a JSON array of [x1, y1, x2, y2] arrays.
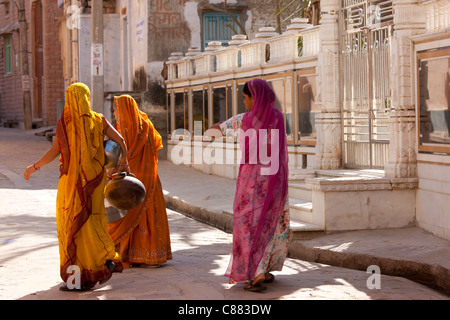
[[157, 161, 450, 296], [0, 126, 449, 301]]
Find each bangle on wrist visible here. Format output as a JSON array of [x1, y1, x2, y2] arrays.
[[33, 162, 40, 171]]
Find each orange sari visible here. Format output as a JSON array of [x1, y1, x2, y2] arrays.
[[108, 95, 172, 266], [55, 83, 121, 289]]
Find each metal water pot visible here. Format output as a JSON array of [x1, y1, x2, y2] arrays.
[[104, 140, 122, 168], [104, 172, 146, 210]]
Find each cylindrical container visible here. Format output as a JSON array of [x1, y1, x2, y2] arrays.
[[104, 140, 122, 168]]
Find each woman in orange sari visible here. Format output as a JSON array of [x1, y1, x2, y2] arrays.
[[108, 94, 172, 267], [24, 83, 129, 291]]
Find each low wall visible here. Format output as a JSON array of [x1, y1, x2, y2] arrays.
[[306, 177, 418, 231], [417, 154, 450, 241], [167, 137, 316, 179]]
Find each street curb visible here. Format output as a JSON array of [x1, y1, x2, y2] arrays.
[[164, 192, 450, 296], [288, 239, 450, 296], [164, 193, 234, 234]]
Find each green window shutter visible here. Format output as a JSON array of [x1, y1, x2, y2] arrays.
[[203, 12, 240, 49]]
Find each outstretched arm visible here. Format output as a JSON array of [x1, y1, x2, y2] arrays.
[[205, 123, 224, 138], [24, 136, 61, 181]]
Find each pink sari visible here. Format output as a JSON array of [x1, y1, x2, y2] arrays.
[[225, 79, 289, 282]]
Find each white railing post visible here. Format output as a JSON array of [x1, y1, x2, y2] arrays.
[[167, 52, 184, 80], [165, 21, 321, 81]]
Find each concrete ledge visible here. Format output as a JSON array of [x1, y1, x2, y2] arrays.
[[288, 227, 450, 295], [306, 176, 418, 231], [305, 176, 418, 192]]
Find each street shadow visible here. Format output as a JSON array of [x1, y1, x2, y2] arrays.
[[0, 213, 58, 266], [15, 210, 447, 300]]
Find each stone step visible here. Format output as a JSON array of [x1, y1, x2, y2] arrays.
[[289, 197, 313, 222], [289, 182, 312, 201], [289, 219, 324, 240], [288, 168, 316, 182]]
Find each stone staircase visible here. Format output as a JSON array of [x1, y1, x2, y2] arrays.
[[287, 166, 417, 240], [288, 168, 324, 239]]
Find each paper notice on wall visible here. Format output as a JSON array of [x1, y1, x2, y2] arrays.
[[92, 43, 103, 76], [22, 75, 30, 91]]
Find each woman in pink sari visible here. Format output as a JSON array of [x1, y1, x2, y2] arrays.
[[213, 79, 290, 292]]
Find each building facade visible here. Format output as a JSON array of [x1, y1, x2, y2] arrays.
[[57, 0, 292, 157], [165, 0, 450, 241], [0, 0, 64, 128]]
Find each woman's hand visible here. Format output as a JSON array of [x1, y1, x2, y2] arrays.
[[23, 137, 60, 181], [24, 163, 39, 181], [107, 162, 130, 178], [117, 162, 131, 174]]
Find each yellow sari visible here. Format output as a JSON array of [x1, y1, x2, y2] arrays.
[[56, 83, 120, 289], [108, 95, 172, 266]]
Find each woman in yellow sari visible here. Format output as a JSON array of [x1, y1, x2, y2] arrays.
[[24, 83, 129, 291], [108, 95, 172, 267]]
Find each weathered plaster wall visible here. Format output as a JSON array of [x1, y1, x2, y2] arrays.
[[128, 0, 296, 159], [78, 14, 120, 93]]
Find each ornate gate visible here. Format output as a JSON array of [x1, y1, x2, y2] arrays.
[[340, 0, 393, 168]]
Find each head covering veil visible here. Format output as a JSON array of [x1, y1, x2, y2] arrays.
[[229, 78, 289, 281], [107, 95, 171, 266], [55, 83, 118, 287]]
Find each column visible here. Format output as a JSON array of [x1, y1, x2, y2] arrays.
[[312, 0, 341, 170], [384, 0, 425, 178]]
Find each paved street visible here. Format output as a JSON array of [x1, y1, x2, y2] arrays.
[[0, 127, 448, 301]]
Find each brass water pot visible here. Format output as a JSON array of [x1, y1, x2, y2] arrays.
[[104, 172, 146, 210]]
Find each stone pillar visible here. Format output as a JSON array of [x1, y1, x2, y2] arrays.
[[185, 47, 201, 76], [315, 113, 342, 169], [312, 0, 341, 170], [384, 0, 425, 178], [385, 110, 417, 177]]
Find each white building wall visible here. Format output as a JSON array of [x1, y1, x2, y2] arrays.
[[417, 155, 450, 240], [131, 0, 148, 77], [413, 0, 450, 241], [77, 14, 120, 94]]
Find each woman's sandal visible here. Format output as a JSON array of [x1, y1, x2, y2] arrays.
[[99, 260, 115, 285], [244, 274, 267, 293], [59, 283, 88, 292], [244, 283, 267, 293], [264, 273, 275, 283]]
